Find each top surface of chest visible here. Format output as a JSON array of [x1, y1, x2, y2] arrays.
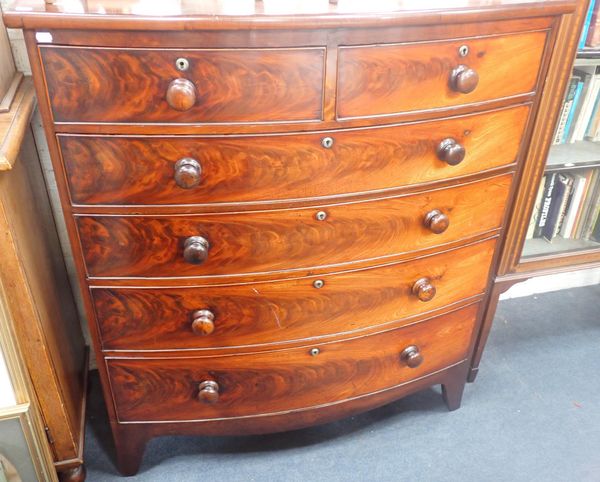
[[2, 0, 575, 28]]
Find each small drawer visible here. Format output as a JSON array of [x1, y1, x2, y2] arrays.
[[106, 303, 479, 422], [40, 46, 325, 124], [93, 238, 496, 351], [76, 173, 512, 278], [59, 105, 529, 206], [337, 30, 547, 118]]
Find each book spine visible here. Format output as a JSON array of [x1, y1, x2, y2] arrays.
[[554, 175, 573, 237], [573, 74, 598, 141], [583, 172, 600, 239], [554, 100, 574, 144], [591, 212, 600, 242], [527, 180, 546, 239], [563, 80, 584, 143], [560, 175, 585, 238], [582, 0, 598, 48], [542, 174, 568, 241], [577, 171, 596, 238], [554, 77, 579, 144], [535, 173, 555, 238]]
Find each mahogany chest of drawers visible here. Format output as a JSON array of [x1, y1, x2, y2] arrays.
[[3, 0, 576, 477]]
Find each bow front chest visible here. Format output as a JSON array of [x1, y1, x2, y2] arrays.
[[3, 0, 576, 476]]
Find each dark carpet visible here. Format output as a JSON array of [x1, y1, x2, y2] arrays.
[[84, 285, 600, 481]]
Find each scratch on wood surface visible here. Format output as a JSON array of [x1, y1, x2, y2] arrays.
[[252, 287, 282, 328]]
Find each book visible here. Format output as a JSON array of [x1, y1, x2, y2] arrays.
[[526, 178, 546, 239], [591, 210, 600, 242], [583, 172, 600, 239], [573, 168, 598, 238], [590, 216, 600, 241], [542, 173, 572, 241], [536, 173, 556, 238], [570, 69, 598, 142], [563, 77, 584, 143], [535, 173, 555, 238], [560, 172, 588, 238], [585, 92, 600, 140], [554, 77, 580, 144], [555, 174, 574, 236], [587, 0, 600, 48]]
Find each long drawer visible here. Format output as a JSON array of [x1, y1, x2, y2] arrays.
[[40, 46, 325, 124], [337, 30, 546, 118], [106, 303, 479, 423], [92, 237, 495, 351], [59, 105, 528, 206], [77, 174, 512, 278]]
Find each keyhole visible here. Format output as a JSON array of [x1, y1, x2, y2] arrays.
[[176, 58, 190, 71], [458, 45, 469, 57]]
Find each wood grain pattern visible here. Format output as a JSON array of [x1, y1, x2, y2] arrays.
[[59, 105, 529, 206], [6, 0, 576, 475], [76, 174, 512, 278], [92, 238, 496, 351], [337, 30, 547, 118], [0, 78, 36, 171], [107, 303, 479, 422], [40, 46, 325, 124], [0, 128, 86, 464]]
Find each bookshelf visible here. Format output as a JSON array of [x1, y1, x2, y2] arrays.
[[520, 47, 600, 260]]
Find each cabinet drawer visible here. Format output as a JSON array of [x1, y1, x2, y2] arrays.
[[60, 105, 528, 206], [40, 46, 325, 124], [337, 30, 546, 118], [93, 238, 495, 351], [77, 174, 512, 278], [107, 303, 478, 422]]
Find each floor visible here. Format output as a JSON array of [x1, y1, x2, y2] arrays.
[[84, 285, 600, 482]]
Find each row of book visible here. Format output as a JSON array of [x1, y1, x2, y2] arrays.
[[527, 168, 600, 243], [553, 66, 600, 144], [581, 0, 600, 49]]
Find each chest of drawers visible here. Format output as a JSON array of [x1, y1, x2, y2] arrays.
[[3, 0, 576, 477]]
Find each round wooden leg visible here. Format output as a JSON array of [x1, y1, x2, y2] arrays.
[[58, 464, 86, 482]]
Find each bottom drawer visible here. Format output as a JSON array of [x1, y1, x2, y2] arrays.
[[107, 303, 479, 423]]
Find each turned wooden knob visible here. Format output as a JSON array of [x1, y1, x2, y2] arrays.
[[437, 138, 466, 166], [400, 345, 423, 368], [197, 380, 219, 404], [412, 277, 436, 302], [191, 309, 215, 336], [424, 209, 450, 234], [449, 64, 479, 94], [183, 236, 210, 265], [166, 78, 197, 111], [174, 158, 202, 189]]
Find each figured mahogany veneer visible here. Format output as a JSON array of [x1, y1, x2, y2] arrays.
[[77, 174, 511, 278], [92, 238, 495, 352], [59, 105, 528, 206], [40, 46, 325, 124], [4, 0, 576, 475], [337, 30, 547, 119], [106, 303, 479, 423]]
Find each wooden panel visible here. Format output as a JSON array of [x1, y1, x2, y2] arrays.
[[337, 30, 547, 118], [76, 174, 512, 278], [59, 105, 529, 206], [40, 46, 325, 124], [93, 238, 495, 351], [0, 129, 85, 462], [2, 1, 574, 30], [107, 303, 479, 422]]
